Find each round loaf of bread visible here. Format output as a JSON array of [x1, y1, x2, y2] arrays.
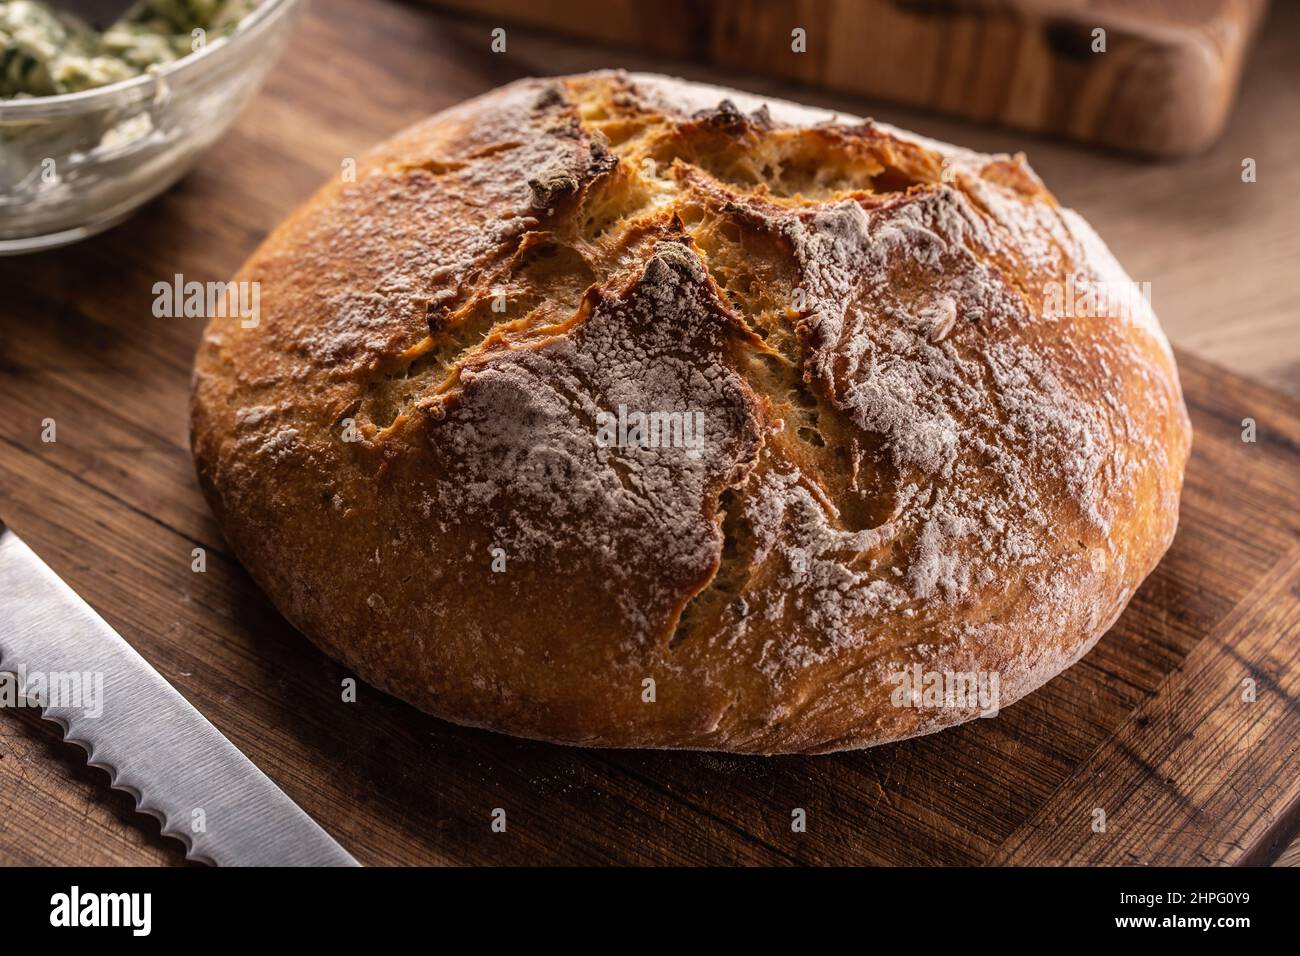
[[190, 71, 1191, 753]]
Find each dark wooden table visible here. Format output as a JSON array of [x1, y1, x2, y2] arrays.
[[1, 0, 1298, 866]]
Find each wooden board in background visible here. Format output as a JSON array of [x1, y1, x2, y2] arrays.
[[0, 0, 1298, 866], [425, 0, 1269, 156]]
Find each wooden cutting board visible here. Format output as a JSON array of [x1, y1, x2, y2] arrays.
[[424, 0, 1269, 156], [0, 0, 1297, 866]]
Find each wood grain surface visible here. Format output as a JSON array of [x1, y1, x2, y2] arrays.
[[425, 0, 1269, 157], [0, 0, 1297, 866]]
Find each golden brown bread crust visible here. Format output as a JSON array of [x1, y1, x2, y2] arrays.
[[190, 71, 1191, 753]]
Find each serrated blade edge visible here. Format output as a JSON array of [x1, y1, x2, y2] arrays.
[[0, 524, 358, 866]]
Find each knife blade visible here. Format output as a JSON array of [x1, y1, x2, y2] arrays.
[[0, 521, 359, 866]]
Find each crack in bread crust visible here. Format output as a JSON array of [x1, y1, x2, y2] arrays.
[[190, 71, 1191, 753], [354, 75, 947, 436]]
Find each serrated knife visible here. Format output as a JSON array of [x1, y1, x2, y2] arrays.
[[0, 520, 358, 866]]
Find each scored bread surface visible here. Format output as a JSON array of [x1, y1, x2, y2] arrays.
[[190, 71, 1191, 753]]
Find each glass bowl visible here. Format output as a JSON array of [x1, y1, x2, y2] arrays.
[[0, 0, 303, 254]]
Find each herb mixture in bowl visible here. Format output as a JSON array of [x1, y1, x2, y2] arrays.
[[0, 0, 298, 252], [0, 0, 259, 97]]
